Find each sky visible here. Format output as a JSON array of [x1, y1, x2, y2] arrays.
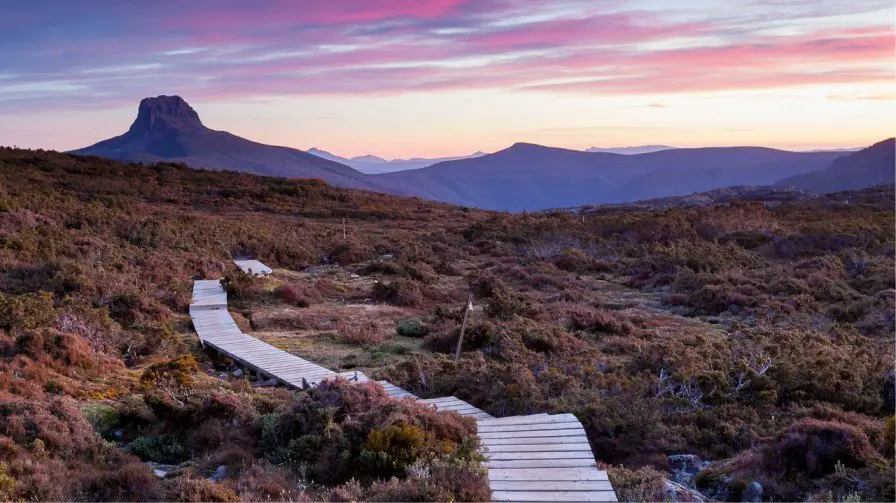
[[0, 0, 893, 158]]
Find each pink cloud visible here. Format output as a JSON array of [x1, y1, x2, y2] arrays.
[[1, 0, 893, 113]]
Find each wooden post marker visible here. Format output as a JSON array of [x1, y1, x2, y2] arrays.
[[455, 294, 473, 362]]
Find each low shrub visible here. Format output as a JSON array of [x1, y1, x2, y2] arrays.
[[372, 278, 426, 307], [258, 379, 484, 491], [337, 319, 384, 346], [166, 474, 240, 502], [395, 318, 427, 338], [140, 355, 200, 390], [766, 419, 881, 478], [567, 307, 633, 335], [129, 434, 189, 464], [606, 465, 668, 503], [274, 283, 311, 307], [221, 270, 264, 299]]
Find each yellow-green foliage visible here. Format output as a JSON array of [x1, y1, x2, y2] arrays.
[[0, 463, 15, 501], [140, 355, 200, 390], [607, 465, 669, 502], [0, 291, 56, 331], [363, 422, 426, 469]]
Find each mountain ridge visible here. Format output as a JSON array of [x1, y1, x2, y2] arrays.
[[70, 95, 385, 191], [377, 141, 846, 210], [776, 138, 895, 193], [307, 147, 487, 174]]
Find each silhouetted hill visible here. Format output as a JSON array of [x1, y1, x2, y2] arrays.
[[378, 142, 844, 211], [776, 138, 895, 193], [586, 145, 675, 154], [71, 96, 383, 190], [308, 147, 486, 174]]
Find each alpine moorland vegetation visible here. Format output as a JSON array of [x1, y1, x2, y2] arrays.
[[0, 147, 893, 501]]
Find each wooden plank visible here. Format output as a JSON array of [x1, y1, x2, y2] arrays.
[[234, 259, 273, 275], [418, 396, 467, 405], [490, 481, 614, 492], [486, 459, 597, 469], [491, 490, 616, 502], [255, 362, 330, 372], [479, 436, 590, 446], [478, 422, 583, 433], [429, 402, 480, 411], [477, 414, 550, 424], [486, 451, 595, 461], [485, 443, 593, 453], [427, 403, 475, 411], [275, 370, 336, 381], [488, 468, 610, 481], [479, 429, 586, 439], [477, 414, 570, 426]]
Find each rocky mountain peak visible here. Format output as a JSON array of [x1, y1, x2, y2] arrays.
[[127, 95, 205, 134]]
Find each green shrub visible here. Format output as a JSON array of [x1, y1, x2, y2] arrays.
[[129, 434, 189, 464], [395, 318, 428, 338]]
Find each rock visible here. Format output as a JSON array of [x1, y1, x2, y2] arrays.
[[668, 454, 710, 489], [217, 373, 228, 380], [210, 465, 228, 482], [232, 368, 244, 378], [130, 95, 205, 135], [146, 462, 180, 478], [742, 481, 763, 502], [113, 429, 124, 440], [253, 378, 278, 388], [664, 479, 707, 503]]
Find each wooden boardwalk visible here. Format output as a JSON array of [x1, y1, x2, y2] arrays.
[[378, 381, 617, 502], [189, 260, 616, 502], [190, 279, 365, 387], [233, 259, 273, 275]]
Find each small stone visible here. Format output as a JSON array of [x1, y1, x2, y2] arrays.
[[667, 454, 709, 489], [211, 465, 228, 482], [232, 368, 244, 378], [742, 481, 762, 502]]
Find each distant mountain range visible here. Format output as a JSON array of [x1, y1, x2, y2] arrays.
[[306, 147, 486, 174], [68, 96, 893, 212], [586, 145, 675, 154], [70, 96, 387, 191], [376, 142, 846, 211], [777, 138, 894, 193]]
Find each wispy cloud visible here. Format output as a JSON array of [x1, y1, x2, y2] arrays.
[[0, 0, 892, 113]]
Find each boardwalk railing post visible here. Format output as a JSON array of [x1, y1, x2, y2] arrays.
[[454, 294, 473, 362]]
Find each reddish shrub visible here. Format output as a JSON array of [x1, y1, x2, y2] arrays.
[[337, 319, 385, 346], [765, 419, 882, 477], [274, 283, 311, 307], [372, 278, 426, 307], [167, 474, 239, 502], [567, 307, 633, 335]]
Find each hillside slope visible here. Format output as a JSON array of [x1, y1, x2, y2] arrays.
[[776, 138, 895, 193], [307, 147, 487, 174], [71, 95, 387, 191], [378, 142, 843, 210], [0, 148, 892, 502]]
